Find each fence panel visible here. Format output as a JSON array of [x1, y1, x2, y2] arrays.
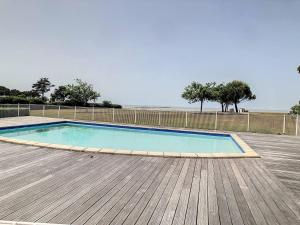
[[285, 114, 297, 135], [188, 112, 215, 130], [136, 110, 160, 126], [29, 104, 44, 117], [114, 109, 135, 124], [250, 113, 284, 134], [0, 104, 29, 118], [160, 111, 186, 128], [44, 105, 59, 118], [76, 107, 93, 121], [217, 113, 248, 132], [94, 108, 113, 122], [57, 106, 74, 119]]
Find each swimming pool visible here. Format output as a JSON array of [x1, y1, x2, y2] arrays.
[[0, 121, 258, 157]]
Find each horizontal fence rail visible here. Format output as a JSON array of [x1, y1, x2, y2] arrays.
[[0, 104, 299, 136]]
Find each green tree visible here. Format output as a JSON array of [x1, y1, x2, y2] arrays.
[[291, 101, 300, 115], [0, 86, 10, 96], [182, 82, 215, 112], [212, 83, 232, 112], [21, 90, 40, 99], [226, 80, 256, 113], [65, 79, 100, 106], [9, 89, 22, 96], [50, 86, 68, 103], [32, 77, 54, 99]]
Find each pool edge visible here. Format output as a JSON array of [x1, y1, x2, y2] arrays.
[[0, 120, 260, 158]]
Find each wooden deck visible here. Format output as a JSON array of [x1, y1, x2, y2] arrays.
[[0, 117, 299, 225]]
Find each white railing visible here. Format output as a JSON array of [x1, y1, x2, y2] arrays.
[[0, 104, 299, 136]]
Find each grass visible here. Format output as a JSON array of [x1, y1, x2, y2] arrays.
[[28, 107, 299, 136]]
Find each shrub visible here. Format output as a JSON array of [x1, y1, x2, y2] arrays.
[[0, 96, 45, 104]]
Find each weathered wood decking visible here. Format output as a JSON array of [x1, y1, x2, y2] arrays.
[[0, 117, 299, 225]]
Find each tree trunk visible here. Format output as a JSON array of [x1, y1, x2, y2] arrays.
[[200, 100, 203, 113], [225, 104, 228, 112], [234, 102, 239, 113], [221, 103, 224, 112]]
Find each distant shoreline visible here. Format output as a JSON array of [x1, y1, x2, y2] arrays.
[[124, 105, 289, 113]]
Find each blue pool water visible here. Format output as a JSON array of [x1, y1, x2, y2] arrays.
[[0, 122, 243, 153]]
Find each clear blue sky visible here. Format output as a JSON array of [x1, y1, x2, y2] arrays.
[[0, 0, 299, 110]]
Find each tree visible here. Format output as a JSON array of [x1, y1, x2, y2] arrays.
[[225, 80, 256, 113], [65, 79, 100, 106], [212, 83, 232, 112], [182, 82, 215, 112], [9, 89, 22, 96], [291, 101, 300, 115], [21, 90, 40, 99], [32, 77, 54, 99], [0, 86, 10, 96], [50, 86, 68, 103]]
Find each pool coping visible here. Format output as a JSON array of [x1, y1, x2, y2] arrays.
[[0, 120, 260, 158]]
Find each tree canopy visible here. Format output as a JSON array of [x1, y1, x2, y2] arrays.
[[211, 83, 232, 112], [65, 79, 100, 106], [50, 86, 68, 103], [0, 86, 10, 96], [291, 101, 300, 115], [182, 82, 215, 112], [32, 77, 54, 99], [225, 80, 256, 113]]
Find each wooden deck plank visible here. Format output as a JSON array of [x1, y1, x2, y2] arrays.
[[197, 158, 208, 225], [0, 154, 96, 218], [172, 159, 195, 225], [26, 155, 131, 222], [229, 160, 268, 225], [159, 159, 190, 225], [3, 154, 121, 221], [218, 160, 244, 225], [223, 159, 257, 225], [239, 160, 295, 225], [231, 160, 280, 225], [122, 159, 178, 225], [69, 157, 153, 225], [76, 158, 159, 225], [146, 160, 185, 225], [96, 159, 170, 225], [184, 159, 201, 225], [213, 159, 232, 225], [207, 159, 220, 225]]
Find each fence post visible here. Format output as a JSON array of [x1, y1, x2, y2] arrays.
[[247, 112, 250, 132], [134, 110, 137, 124], [42, 105, 45, 117], [158, 111, 161, 126], [74, 106, 77, 120], [283, 114, 286, 134], [112, 108, 115, 122], [185, 111, 188, 128], [58, 105, 60, 118], [17, 103, 20, 117], [92, 105, 95, 120], [214, 111, 218, 130], [296, 114, 299, 136]]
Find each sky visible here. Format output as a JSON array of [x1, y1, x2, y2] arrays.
[[0, 0, 299, 111]]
